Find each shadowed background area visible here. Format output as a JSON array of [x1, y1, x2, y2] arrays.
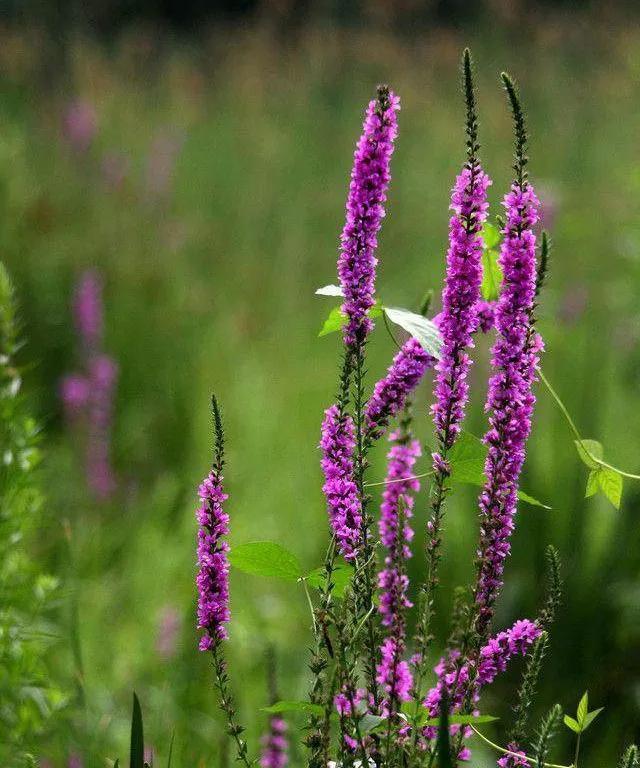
[[1, 1, 640, 764]]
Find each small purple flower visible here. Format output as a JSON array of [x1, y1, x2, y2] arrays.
[[474, 182, 543, 637], [431, 165, 492, 451], [497, 744, 529, 767], [320, 405, 362, 561], [338, 87, 400, 347], [74, 269, 103, 349], [196, 469, 230, 649], [476, 300, 496, 334], [86, 354, 118, 500], [260, 716, 289, 768], [365, 338, 434, 439], [68, 754, 84, 768], [63, 101, 97, 153]]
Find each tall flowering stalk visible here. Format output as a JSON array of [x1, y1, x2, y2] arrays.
[[60, 270, 118, 500], [365, 337, 434, 441], [473, 75, 543, 641], [338, 86, 400, 348], [196, 396, 252, 768], [411, 50, 491, 750], [260, 651, 289, 768], [376, 422, 421, 714]]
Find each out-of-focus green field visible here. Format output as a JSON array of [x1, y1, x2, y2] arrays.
[[1, 14, 640, 765]]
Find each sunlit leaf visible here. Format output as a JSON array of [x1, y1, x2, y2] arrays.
[[585, 470, 599, 498], [577, 692, 589, 726], [229, 542, 303, 581], [383, 306, 442, 359], [262, 700, 324, 715], [481, 249, 503, 302], [482, 222, 501, 249], [315, 284, 344, 297], [360, 713, 387, 733], [319, 306, 346, 337], [598, 468, 623, 510], [575, 439, 604, 470], [582, 707, 604, 731], [563, 715, 580, 734]]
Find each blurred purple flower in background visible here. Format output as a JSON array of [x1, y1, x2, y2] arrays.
[[557, 282, 589, 325], [101, 151, 130, 191], [68, 754, 84, 768], [63, 101, 97, 153], [61, 270, 118, 500], [144, 128, 184, 200], [155, 604, 182, 660]]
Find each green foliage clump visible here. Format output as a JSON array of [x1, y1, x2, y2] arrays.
[[0, 263, 66, 764]]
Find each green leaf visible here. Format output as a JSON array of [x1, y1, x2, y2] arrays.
[[481, 248, 503, 302], [575, 439, 604, 469], [306, 563, 352, 598], [360, 713, 387, 733], [229, 542, 303, 581], [577, 692, 589, 726], [261, 700, 324, 716], [383, 306, 442, 359], [599, 468, 623, 510], [582, 707, 604, 732], [315, 284, 344, 297], [482, 222, 502, 249], [448, 432, 550, 509], [585, 470, 599, 498], [130, 692, 144, 768], [114, 762, 120, 768], [563, 715, 581, 734], [319, 306, 346, 337]]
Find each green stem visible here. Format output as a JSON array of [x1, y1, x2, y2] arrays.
[[470, 726, 572, 768], [537, 366, 640, 480], [365, 470, 434, 488], [573, 731, 581, 768]]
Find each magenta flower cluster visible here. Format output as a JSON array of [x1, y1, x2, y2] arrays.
[[376, 434, 421, 706], [260, 717, 289, 768], [319, 405, 362, 561], [365, 338, 434, 439], [475, 183, 543, 636], [423, 618, 541, 724], [338, 89, 400, 347], [431, 166, 492, 451], [196, 470, 231, 650]]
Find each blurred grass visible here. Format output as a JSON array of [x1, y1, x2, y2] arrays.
[[1, 12, 640, 764]]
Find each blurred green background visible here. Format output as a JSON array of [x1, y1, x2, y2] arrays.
[[1, 1, 640, 764]]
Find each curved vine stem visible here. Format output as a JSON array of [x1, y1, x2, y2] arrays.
[[469, 725, 573, 768], [537, 366, 640, 480]]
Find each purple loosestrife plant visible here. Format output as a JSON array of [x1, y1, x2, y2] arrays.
[[320, 405, 362, 561], [191, 54, 635, 768], [196, 396, 252, 768], [410, 51, 490, 759], [338, 87, 400, 348], [473, 76, 543, 641], [365, 337, 434, 441], [376, 426, 421, 714]]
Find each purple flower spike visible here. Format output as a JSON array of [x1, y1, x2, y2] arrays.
[[432, 165, 492, 451], [498, 744, 529, 767], [320, 405, 362, 561], [338, 87, 400, 347], [376, 433, 421, 709], [366, 338, 434, 439], [196, 469, 230, 649], [423, 619, 541, 739], [74, 269, 103, 349], [260, 717, 289, 768], [474, 182, 543, 637]]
